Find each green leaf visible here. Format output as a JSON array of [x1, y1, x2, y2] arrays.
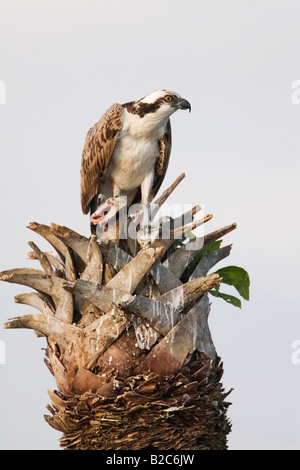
[[198, 239, 223, 260], [209, 289, 242, 308], [171, 239, 184, 252], [187, 231, 197, 241], [215, 265, 250, 301], [183, 239, 223, 281]]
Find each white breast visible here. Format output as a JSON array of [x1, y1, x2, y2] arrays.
[[109, 109, 168, 193]]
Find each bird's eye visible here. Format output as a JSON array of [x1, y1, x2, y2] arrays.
[[164, 95, 173, 103]]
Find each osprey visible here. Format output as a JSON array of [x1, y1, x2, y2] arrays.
[[80, 90, 191, 228]]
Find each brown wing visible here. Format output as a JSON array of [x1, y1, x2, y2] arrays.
[[80, 103, 124, 214], [151, 119, 172, 200]]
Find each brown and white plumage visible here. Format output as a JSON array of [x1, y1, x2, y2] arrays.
[[80, 103, 124, 215], [80, 90, 191, 226]]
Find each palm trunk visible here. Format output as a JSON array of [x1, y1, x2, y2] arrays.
[[46, 355, 231, 450]]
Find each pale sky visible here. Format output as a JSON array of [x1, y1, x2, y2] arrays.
[[1, 0, 300, 450]]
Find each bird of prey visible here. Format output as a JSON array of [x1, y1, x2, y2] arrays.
[[80, 90, 191, 231]]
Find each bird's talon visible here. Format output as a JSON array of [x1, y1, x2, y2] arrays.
[[90, 201, 114, 226]]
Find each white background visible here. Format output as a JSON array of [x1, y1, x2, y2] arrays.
[[0, 0, 300, 450]]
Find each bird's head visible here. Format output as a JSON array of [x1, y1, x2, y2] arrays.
[[123, 90, 191, 120]]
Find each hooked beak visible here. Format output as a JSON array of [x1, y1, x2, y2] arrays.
[[179, 98, 191, 113]]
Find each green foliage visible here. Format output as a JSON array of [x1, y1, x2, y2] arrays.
[[198, 239, 223, 260], [187, 232, 197, 241], [215, 265, 250, 301], [171, 239, 184, 251], [181, 239, 223, 283], [209, 288, 242, 308], [210, 265, 250, 309], [176, 234, 250, 309]]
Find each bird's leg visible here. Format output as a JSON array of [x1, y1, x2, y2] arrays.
[[112, 183, 122, 199], [90, 184, 122, 226], [139, 172, 154, 238]]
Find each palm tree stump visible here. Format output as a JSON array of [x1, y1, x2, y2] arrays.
[[1, 175, 235, 450]]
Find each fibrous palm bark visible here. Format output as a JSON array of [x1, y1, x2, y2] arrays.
[[1, 174, 235, 450]]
